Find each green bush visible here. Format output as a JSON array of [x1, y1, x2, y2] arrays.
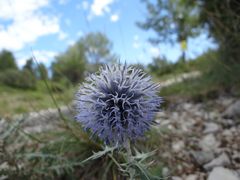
[[0, 69, 37, 89], [49, 81, 67, 93], [0, 49, 18, 71], [200, 0, 240, 64], [148, 57, 174, 76], [148, 57, 193, 78]]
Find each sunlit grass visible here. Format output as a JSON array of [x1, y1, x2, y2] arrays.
[[0, 81, 76, 117]]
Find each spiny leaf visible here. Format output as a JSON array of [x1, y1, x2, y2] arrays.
[[81, 145, 117, 164]]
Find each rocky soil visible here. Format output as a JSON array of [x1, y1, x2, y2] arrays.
[[0, 106, 75, 134], [155, 97, 240, 180], [0, 96, 240, 180]]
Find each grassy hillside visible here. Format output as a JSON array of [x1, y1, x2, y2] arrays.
[[0, 81, 75, 117], [1, 50, 240, 117], [158, 50, 240, 100]]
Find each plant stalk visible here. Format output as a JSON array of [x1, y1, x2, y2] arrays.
[[125, 139, 135, 179]]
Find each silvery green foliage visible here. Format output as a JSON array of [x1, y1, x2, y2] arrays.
[[75, 64, 162, 145]]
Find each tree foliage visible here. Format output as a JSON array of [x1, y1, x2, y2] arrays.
[[52, 41, 86, 84], [23, 58, 35, 74], [0, 69, 37, 89], [81, 32, 117, 72], [36, 63, 48, 80], [0, 52, 39, 89], [139, 0, 240, 65], [199, 0, 240, 63], [137, 0, 200, 45], [52, 32, 115, 84], [0, 49, 18, 71], [82, 32, 114, 64], [148, 57, 173, 75]]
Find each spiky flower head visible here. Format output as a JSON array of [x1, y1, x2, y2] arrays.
[[75, 64, 162, 145]]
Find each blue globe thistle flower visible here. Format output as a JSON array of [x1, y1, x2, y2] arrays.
[[75, 64, 162, 145]]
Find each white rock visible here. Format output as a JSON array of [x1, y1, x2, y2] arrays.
[[210, 112, 220, 119], [172, 141, 185, 152], [160, 119, 171, 126], [204, 123, 220, 134], [194, 110, 204, 117], [223, 100, 240, 118], [0, 175, 8, 180], [0, 119, 7, 133], [191, 151, 215, 165], [204, 153, 231, 170], [219, 98, 234, 107], [221, 118, 235, 127], [0, 162, 9, 170], [186, 174, 198, 180], [222, 129, 233, 137], [208, 167, 239, 180], [183, 103, 193, 111], [156, 111, 167, 118], [199, 134, 220, 151], [237, 170, 240, 177], [172, 176, 182, 180], [172, 112, 179, 120], [180, 121, 195, 132], [162, 167, 169, 177]]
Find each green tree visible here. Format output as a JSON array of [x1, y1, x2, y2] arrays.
[[137, 0, 200, 62], [52, 32, 116, 84], [148, 57, 173, 75], [23, 58, 35, 74], [0, 69, 37, 89], [81, 32, 117, 71], [36, 63, 48, 80], [199, 0, 240, 64], [0, 49, 18, 71], [52, 41, 86, 84], [82, 32, 114, 64]]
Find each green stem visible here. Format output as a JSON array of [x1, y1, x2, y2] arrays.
[[125, 139, 132, 162], [125, 139, 135, 179]]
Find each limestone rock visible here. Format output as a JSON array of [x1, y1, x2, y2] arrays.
[[199, 134, 220, 152], [186, 174, 198, 180], [172, 141, 185, 152], [204, 153, 231, 171], [208, 167, 239, 180], [203, 123, 220, 134], [172, 176, 182, 180], [223, 100, 240, 119], [191, 151, 215, 165]]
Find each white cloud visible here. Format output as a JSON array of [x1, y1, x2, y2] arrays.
[[133, 42, 141, 49], [0, 0, 61, 51], [110, 14, 119, 22], [67, 39, 75, 46], [33, 50, 57, 63], [58, 31, 68, 40], [59, 0, 69, 5], [149, 47, 160, 57], [132, 35, 141, 49], [90, 0, 114, 17], [16, 50, 57, 67], [0, 0, 49, 19]]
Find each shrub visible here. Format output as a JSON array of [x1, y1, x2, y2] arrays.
[[148, 57, 174, 76], [0, 69, 37, 89]]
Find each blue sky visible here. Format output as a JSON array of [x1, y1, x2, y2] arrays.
[[0, 0, 216, 68]]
